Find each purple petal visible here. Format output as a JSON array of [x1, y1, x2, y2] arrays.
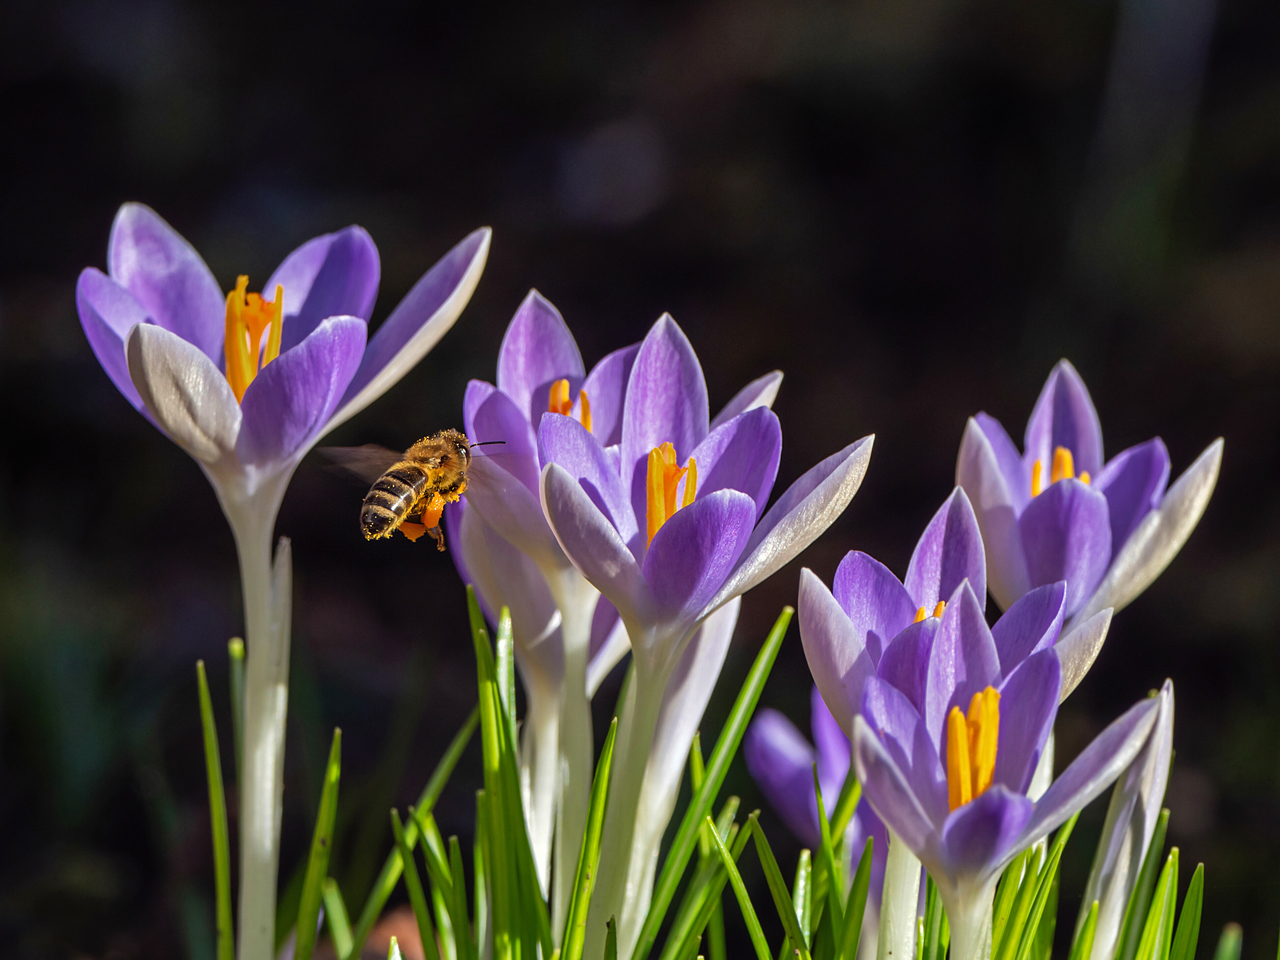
[[76, 268, 152, 415], [1019, 479, 1112, 617], [957, 417, 1030, 610], [445, 501, 495, 623], [799, 567, 880, 737], [1095, 439, 1171, 560], [925, 582, 1002, 746], [990, 583, 1066, 674], [992, 651, 1061, 794], [905, 487, 987, 612], [861, 677, 947, 817], [687, 406, 782, 518], [940, 787, 1034, 877], [471, 389, 540, 494], [832, 551, 918, 662], [710, 370, 784, 431], [811, 685, 852, 801], [745, 710, 822, 847], [237, 317, 367, 465], [538, 412, 637, 545], [853, 715, 941, 856], [1023, 360, 1104, 480], [976, 413, 1030, 513], [497, 290, 586, 429], [621, 315, 710, 528], [266, 226, 380, 353], [581, 343, 640, 447], [875, 618, 941, 719], [466, 455, 562, 567], [107, 203, 224, 362], [641, 489, 756, 624], [463, 379, 497, 439], [333, 228, 489, 427]]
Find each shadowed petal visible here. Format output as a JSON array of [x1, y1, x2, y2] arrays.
[[77, 268, 152, 414], [1096, 439, 1171, 559], [463, 379, 497, 439], [641, 489, 755, 625], [688, 406, 782, 517], [746, 709, 822, 846], [126, 323, 241, 465], [957, 417, 1031, 609], [875, 618, 940, 719], [467, 455, 564, 569], [330, 227, 490, 431], [853, 715, 939, 855], [108, 203, 224, 361], [811, 685, 852, 800], [800, 568, 881, 736], [710, 370, 784, 431], [906, 488, 987, 612], [926, 582, 1001, 746], [267, 226, 379, 353], [581, 343, 640, 447], [1019, 478, 1112, 616], [862, 677, 948, 819], [1023, 360, 1104, 479], [238, 317, 367, 466], [539, 413, 635, 542], [940, 787, 1034, 878], [471, 389, 540, 493], [498, 290, 585, 428], [832, 552, 917, 662], [992, 651, 1061, 794], [1055, 608, 1112, 702], [990, 583, 1066, 673]]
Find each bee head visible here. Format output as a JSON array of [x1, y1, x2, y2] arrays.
[[441, 428, 471, 464]]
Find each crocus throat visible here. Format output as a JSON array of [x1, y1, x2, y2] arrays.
[[646, 442, 698, 546], [912, 601, 947, 623], [1030, 446, 1091, 497], [225, 276, 283, 402], [549, 378, 593, 433], [946, 686, 1000, 811]]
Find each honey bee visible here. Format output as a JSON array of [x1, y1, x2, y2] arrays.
[[326, 429, 495, 551]]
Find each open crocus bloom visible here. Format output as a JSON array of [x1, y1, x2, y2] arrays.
[[852, 606, 1162, 960], [956, 360, 1222, 639]]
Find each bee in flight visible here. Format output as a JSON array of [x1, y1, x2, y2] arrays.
[[326, 429, 499, 551]]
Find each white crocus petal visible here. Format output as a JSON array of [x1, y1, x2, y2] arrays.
[[325, 227, 491, 433], [1029, 732, 1055, 801], [587, 615, 631, 698], [709, 370, 783, 430], [956, 416, 1031, 610], [127, 323, 241, 467], [468, 455, 569, 572], [701, 435, 874, 619], [1079, 682, 1174, 960], [1069, 438, 1223, 630], [1055, 608, 1113, 702]]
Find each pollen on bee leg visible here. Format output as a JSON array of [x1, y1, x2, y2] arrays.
[[398, 522, 428, 542]]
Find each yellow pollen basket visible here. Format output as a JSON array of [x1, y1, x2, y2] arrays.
[[224, 276, 284, 402], [912, 600, 947, 624], [548, 378, 593, 433], [1030, 446, 1091, 497], [946, 686, 1000, 811], [646, 442, 698, 546]]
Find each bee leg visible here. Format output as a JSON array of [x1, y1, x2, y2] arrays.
[[420, 492, 447, 552], [428, 525, 446, 552]]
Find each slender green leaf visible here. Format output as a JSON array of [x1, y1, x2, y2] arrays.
[[811, 767, 843, 941], [1211, 924, 1242, 960], [227, 638, 245, 787], [679, 822, 752, 959], [562, 718, 620, 960], [474, 791, 490, 954], [836, 837, 874, 960], [995, 847, 1043, 960], [691, 733, 709, 859], [922, 878, 948, 960], [992, 850, 1033, 956], [660, 809, 741, 960], [793, 849, 812, 949], [390, 809, 441, 960], [1169, 864, 1205, 960], [388, 936, 403, 960], [708, 902, 726, 960], [1031, 869, 1059, 960], [1116, 810, 1171, 960], [1134, 850, 1179, 960], [1068, 903, 1099, 960], [707, 816, 773, 960], [829, 771, 862, 847], [449, 836, 474, 960], [196, 661, 234, 960], [410, 808, 458, 954], [1011, 815, 1079, 960], [295, 729, 343, 960], [606, 919, 619, 960], [496, 606, 517, 750], [323, 879, 354, 960], [634, 606, 794, 960], [749, 818, 812, 959]]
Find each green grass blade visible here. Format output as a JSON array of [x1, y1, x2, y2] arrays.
[[1011, 814, 1079, 960], [1212, 925, 1242, 960], [633, 606, 794, 960], [562, 717, 620, 960], [606, 918, 619, 960], [474, 791, 489, 954], [1169, 864, 1205, 960], [995, 847, 1043, 960], [1133, 850, 1178, 960], [449, 836, 473, 960], [227, 638, 245, 788], [1031, 868, 1059, 960], [323, 879, 354, 960], [691, 733, 709, 859], [812, 766, 844, 942], [347, 707, 479, 959], [922, 878, 946, 960], [677, 822, 752, 959], [748, 818, 812, 959], [390, 809, 441, 960], [196, 661, 234, 960], [1068, 902, 1099, 960], [829, 771, 862, 847], [793, 849, 812, 948], [1116, 810, 1171, 960], [295, 729, 343, 960], [659, 809, 740, 960], [496, 607, 517, 750], [388, 935, 403, 960], [708, 901, 726, 960], [708, 816, 773, 960], [411, 809, 458, 957], [836, 836, 875, 960], [992, 850, 1032, 956]]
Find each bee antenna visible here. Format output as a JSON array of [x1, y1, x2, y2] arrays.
[[470, 440, 507, 448]]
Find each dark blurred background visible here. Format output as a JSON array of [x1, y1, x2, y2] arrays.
[[1, 0, 1276, 957]]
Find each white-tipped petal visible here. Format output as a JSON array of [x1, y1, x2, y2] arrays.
[[466, 454, 566, 571], [127, 323, 241, 465], [956, 417, 1030, 610], [710, 370, 784, 430], [1055, 608, 1113, 702]]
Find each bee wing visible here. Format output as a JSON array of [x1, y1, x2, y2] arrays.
[[320, 445, 404, 485]]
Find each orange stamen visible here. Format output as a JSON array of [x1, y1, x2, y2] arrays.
[[549, 379, 573, 416], [1050, 446, 1075, 485], [1079, 470, 1091, 485], [913, 606, 928, 624], [578, 390, 593, 433], [933, 600, 946, 618], [223, 277, 284, 403], [1030, 459, 1044, 498], [645, 442, 698, 545], [946, 686, 1000, 811]]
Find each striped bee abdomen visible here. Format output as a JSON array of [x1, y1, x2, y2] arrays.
[[360, 464, 429, 540]]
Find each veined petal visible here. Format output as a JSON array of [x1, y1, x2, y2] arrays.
[[77, 268, 152, 415], [939, 787, 1034, 878], [641, 489, 755, 627], [471, 388, 540, 494], [463, 379, 497, 440], [1023, 360, 1104, 479], [466, 455, 564, 569], [746, 708, 822, 847], [990, 582, 1066, 674], [126, 323, 241, 465], [811, 685, 852, 801], [799, 567, 881, 736], [703, 436, 875, 618], [957, 417, 1031, 609], [832, 552, 917, 662], [906, 487, 987, 612], [108, 203, 224, 362], [992, 651, 1061, 794], [497, 290, 585, 428], [587, 596, 630, 697], [329, 227, 490, 431], [926, 581, 1001, 747], [1055, 608, 1112, 702], [237, 316, 367, 466], [710, 370, 784, 431], [853, 715, 940, 855], [1019, 478, 1111, 616], [977, 413, 1029, 512], [538, 412, 636, 543], [1095, 438, 1171, 560], [687, 406, 782, 518], [875, 617, 940, 721], [1070, 439, 1223, 628], [862, 676, 948, 820], [581, 343, 640, 447], [266, 226, 380, 353]]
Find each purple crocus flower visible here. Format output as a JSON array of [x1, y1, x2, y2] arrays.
[[956, 360, 1222, 646], [851, 599, 1162, 960], [76, 203, 489, 959]]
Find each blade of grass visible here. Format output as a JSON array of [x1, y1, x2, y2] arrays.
[[813, 766, 844, 941], [1010, 814, 1079, 960], [633, 606, 794, 960], [836, 836, 874, 960], [922, 878, 946, 960], [678, 823, 751, 959], [1211, 925, 1241, 960], [449, 836, 474, 960], [1116, 810, 1171, 960], [562, 718, 620, 960], [323, 879, 354, 960], [1068, 903, 1099, 960], [659, 810, 741, 960], [992, 850, 1033, 956], [690, 734, 709, 859], [1169, 864, 1204, 960], [707, 816, 773, 960], [496, 607, 517, 750], [390, 809, 441, 960], [1133, 851, 1178, 960], [196, 661, 234, 960], [793, 849, 812, 949], [829, 771, 862, 847], [994, 848, 1043, 960], [411, 809, 458, 958], [474, 791, 490, 954], [606, 918, 619, 960], [227, 639, 245, 788], [748, 818, 812, 959], [295, 729, 343, 960]]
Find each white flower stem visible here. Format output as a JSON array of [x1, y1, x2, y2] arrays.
[[877, 832, 922, 960], [944, 882, 997, 960], [521, 676, 561, 895]]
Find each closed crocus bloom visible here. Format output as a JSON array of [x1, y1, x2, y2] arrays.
[[76, 204, 489, 960], [852, 596, 1162, 960], [956, 360, 1222, 646]]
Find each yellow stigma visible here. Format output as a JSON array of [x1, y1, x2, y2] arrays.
[[646, 442, 698, 546], [224, 277, 283, 403], [946, 686, 1000, 811], [1031, 446, 1091, 497], [549, 378, 593, 433], [912, 600, 948, 623]]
